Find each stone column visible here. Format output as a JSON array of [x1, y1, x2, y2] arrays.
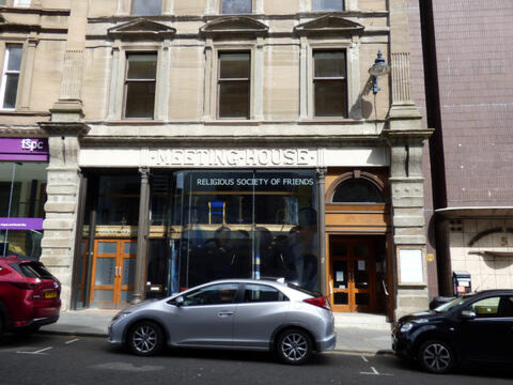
[[316, 167, 327, 294], [132, 168, 151, 304]]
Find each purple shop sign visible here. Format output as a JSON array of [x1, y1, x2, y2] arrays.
[[0, 218, 44, 231], [0, 138, 49, 161]]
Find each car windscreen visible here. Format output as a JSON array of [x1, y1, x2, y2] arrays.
[[16, 262, 56, 279]]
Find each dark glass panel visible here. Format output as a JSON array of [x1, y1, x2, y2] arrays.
[[132, 0, 161, 15], [219, 53, 250, 79], [314, 51, 346, 78], [332, 179, 384, 203], [3, 74, 19, 109], [314, 80, 347, 117], [222, 0, 252, 14], [127, 54, 157, 79], [219, 81, 249, 118], [334, 292, 349, 305], [7, 45, 22, 71], [333, 260, 347, 289], [312, 0, 344, 12], [125, 82, 155, 119], [355, 293, 370, 306]]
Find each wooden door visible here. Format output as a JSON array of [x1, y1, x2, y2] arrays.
[[90, 239, 137, 309], [328, 237, 376, 312]]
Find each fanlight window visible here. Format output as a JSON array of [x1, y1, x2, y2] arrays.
[[332, 179, 384, 203]]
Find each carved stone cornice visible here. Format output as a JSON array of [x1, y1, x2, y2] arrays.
[[39, 121, 90, 137], [294, 15, 365, 37], [107, 18, 176, 41], [200, 16, 269, 38]]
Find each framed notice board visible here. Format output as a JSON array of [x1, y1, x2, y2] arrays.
[[397, 247, 426, 285]]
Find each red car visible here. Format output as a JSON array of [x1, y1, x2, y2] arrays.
[[0, 255, 61, 335]]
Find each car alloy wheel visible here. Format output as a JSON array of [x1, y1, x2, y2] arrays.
[[276, 329, 312, 365], [128, 321, 164, 356], [418, 340, 454, 374]]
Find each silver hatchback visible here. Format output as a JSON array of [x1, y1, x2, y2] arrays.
[[109, 279, 336, 364]]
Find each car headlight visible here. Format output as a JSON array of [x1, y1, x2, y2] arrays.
[[400, 319, 429, 333], [111, 311, 131, 322], [400, 322, 414, 333]]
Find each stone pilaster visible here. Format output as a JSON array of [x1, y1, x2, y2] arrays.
[[39, 122, 89, 311]]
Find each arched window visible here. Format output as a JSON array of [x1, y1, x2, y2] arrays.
[[328, 172, 386, 203]]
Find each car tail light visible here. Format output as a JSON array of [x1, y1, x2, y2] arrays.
[[10, 282, 42, 290], [303, 296, 331, 310]]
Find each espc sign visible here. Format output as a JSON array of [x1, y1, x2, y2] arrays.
[[21, 139, 45, 152]]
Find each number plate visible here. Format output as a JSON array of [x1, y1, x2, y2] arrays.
[[45, 291, 58, 299]]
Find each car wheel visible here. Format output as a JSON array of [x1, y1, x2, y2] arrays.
[[276, 328, 312, 365], [418, 340, 454, 374], [128, 321, 164, 356]]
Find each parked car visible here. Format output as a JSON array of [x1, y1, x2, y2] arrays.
[[109, 279, 336, 364], [0, 255, 61, 335], [392, 290, 513, 374]]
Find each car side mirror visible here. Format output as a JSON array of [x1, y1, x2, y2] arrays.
[[174, 295, 184, 307], [460, 310, 476, 319]]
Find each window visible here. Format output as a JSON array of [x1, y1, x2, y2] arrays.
[[243, 284, 285, 303], [0, 44, 22, 110], [124, 53, 157, 119], [466, 296, 513, 318], [218, 52, 250, 119], [221, 0, 252, 14], [312, 0, 343, 12], [313, 50, 347, 117], [0, 0, 31, 6], [181, 283, 239, 306], [132, 0, 161, 15], [332, 179, 384, 203]]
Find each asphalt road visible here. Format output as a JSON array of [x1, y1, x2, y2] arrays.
[[0, 333, 512, 385]]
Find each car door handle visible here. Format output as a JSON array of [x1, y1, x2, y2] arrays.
[[217, 311, 234, 318]]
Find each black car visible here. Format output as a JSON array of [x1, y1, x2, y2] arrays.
[[392, 290, 513, 374]]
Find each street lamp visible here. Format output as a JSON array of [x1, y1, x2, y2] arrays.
[[369, 50, 390, 94]]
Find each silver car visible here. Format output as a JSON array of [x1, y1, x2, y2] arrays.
[[109, 279, 336, 364]]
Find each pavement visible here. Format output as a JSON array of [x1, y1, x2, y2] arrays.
[[40, 308, 394, 355]]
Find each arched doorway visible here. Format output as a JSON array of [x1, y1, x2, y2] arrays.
[[325, 170, 393, 314]]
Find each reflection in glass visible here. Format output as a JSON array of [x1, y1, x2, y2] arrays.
[[355, 293, 370, 306], [98, 242, 117, 254], [122, 258, 136, 286], [312, 0, 344, 12], [150, 170, 319, 294], [334, 292, 348, 305], [95, 258, 115, 285], [354, 260, 369, 289]]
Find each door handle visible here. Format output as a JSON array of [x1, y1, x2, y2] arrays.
[[217, 311, 234, 318]]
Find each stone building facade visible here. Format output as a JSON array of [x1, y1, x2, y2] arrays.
[[0, 0, 430, 319]]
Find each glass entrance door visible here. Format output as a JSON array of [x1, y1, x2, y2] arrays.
[[90, 239, 136, 309], [328, 237, 376, 312]]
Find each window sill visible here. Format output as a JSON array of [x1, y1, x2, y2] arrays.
[[204, 119, 261, 126], [298, 118, 364, 125]]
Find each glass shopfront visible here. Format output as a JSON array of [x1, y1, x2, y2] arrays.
[[0, 138, 48, 260], [150, 170, 319, 294], [82, 169, 319, 306]]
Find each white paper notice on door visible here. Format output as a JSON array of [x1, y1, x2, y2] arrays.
[[399, 248, 424, 284]]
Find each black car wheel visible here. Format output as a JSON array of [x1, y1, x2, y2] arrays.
[[276, 328, 312, 365], [128, 321, 164, 356], [418, 340, 454, 374]]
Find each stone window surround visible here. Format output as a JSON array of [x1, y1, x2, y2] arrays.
[[107, 42, 171, 121], [204, 41, 263, 121], [301, 40, 361, 121], [0, 38, 36, 112]]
